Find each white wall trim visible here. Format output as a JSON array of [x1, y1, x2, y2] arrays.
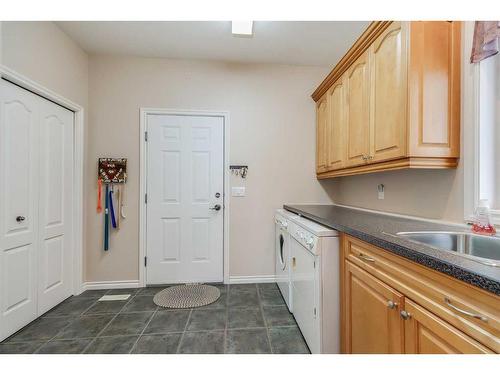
[[462, 21, 482, 225], [82, 280, 141, 291], [0, 64, 86, 296], [462, 22, 500, 226], [229, 275, 277, 284], [139, 108, 231, 287]]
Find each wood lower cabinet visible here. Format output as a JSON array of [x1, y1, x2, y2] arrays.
[[344, 261, 404, 353], [341, 234, 500, 354], [314, 21, 461, 179]]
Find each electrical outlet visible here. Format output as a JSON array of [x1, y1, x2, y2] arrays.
[[377, 184, 385, 200]]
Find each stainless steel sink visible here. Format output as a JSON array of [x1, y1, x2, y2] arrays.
[[395, 231, 500, 267]]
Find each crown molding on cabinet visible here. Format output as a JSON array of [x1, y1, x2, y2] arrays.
[[312, 21, 392, 102]]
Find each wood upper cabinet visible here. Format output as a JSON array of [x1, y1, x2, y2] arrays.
[[408, 21, 461, 158], [313, 21, 461, 178], [370, 22, 408, 162], [345, 51, 371, 168], [327, 75, 346, 170], [316, 93, 329, 173], [404, 299, 492, 354], [344, 260, 404, 353]]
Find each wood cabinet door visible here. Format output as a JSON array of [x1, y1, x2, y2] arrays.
[[344, 260, 404, 353], [408, 21, 461, 158], [327, 76, 346, 170], [345, 50, 371, 167], [404, 299, 493, 354], [316, 94, 329, 173], [370, 22, 408, 162]]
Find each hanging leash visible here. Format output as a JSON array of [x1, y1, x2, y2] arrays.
[[109, 185, 117, 229], [120, 184, 127, 219], [104, 184, 110, 251], [97, 178, 103, 213], [116, 185, 121, 229]]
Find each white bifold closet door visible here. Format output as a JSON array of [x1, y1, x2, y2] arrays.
[[0, 79, 74, 341]]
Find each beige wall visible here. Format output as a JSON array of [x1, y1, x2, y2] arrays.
[[87, 55, 336, 282], [1, 22, 88, 108], [329, 167, 464, 222], [1, 21, 90, 277]]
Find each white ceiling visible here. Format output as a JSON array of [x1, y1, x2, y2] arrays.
[[56, 21, 369, 67]]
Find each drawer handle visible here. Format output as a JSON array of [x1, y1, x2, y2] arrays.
[[358, 253, 375, 263], [444, 298, 488, 322]]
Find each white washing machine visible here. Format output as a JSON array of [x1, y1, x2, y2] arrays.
[[289, 215, 340, 354], [274, 209, 297, 312]]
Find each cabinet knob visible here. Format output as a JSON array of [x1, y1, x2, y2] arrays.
[[16, 216, 26, 223], [400, 310, 411, 320], [387, 300, 398, 309]]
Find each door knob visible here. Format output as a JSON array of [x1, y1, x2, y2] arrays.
[[16, 216, 26, 222], [209, 204, 221, 211]]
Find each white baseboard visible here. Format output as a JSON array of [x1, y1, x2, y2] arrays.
[[229, 275, 277, 284], [82, 280, 140, 291]]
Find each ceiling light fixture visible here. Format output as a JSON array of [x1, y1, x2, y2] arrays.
[[232, 21, 253, 37]]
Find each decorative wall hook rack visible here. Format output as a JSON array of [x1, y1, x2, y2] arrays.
[[98, 158, 128, 183], [230, 165, 248, 178]]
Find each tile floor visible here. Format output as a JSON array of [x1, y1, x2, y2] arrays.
[[0, 283, 310, 354]]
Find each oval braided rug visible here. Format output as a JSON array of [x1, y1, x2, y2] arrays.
[[153, 284, 221, 309]]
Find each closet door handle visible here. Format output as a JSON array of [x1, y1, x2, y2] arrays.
[[16, 216, 26, 223]]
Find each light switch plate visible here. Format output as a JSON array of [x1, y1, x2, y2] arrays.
[[232, 187, 246, 197]]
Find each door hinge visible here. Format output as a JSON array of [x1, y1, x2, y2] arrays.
[[144, 256, 147, 267], [145, 193, 148, 204], [144, 131, 148, 142]]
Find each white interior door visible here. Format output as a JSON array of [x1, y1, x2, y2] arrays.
[[0, 80, 40, 340], [146, 113, 224, 284], [0, 79, 74, 340], [37, 98, 74, 315]]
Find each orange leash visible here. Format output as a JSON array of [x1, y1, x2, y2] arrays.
[[97, 178, 103, 213]]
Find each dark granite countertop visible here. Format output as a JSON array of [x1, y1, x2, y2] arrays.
[[283, 204, 500, 296]]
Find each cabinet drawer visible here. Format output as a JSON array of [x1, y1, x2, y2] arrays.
[[404, 299, 492, 353], [343, 234, 500, 352]]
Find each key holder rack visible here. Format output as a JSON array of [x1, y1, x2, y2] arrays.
[[230, 165, 248, 178], [98, 158, 128, 183]]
